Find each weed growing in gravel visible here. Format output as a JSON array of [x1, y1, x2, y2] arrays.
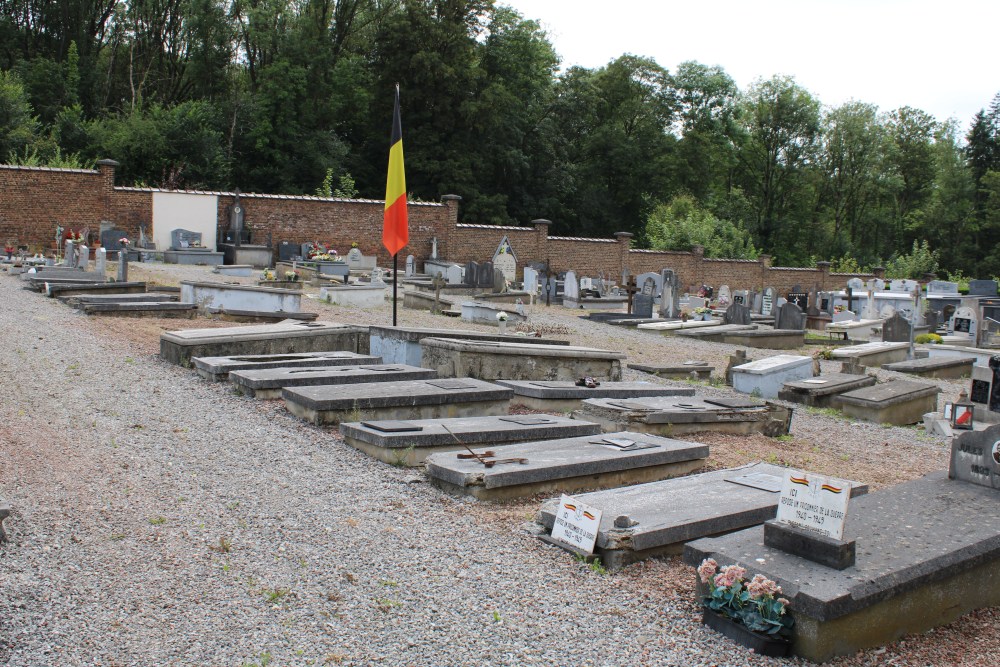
[[263, 587, 290, 603], [375, 598, 402, 612], [805, 406, 843, 419], [492, 610, 502, 622], [379, 579, 398, 587], [775, 434, 794, 442], [389, 445, 416, 467], [709, 375, 724, 387], [239, 652, 272, 667], [109, 533, 126, 541], [148, 516, 166, 525], [209, 537, 232, 553], [750, 387, 762, 398], [589, 559, 608, 575], [226, 501, 240, 510]]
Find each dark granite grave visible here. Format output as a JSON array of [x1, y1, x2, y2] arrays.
[[573, 396, 792, 437], [426, 432, 709, 501], [494, 380, 694, 411], [833, 379, 940, 425], [339, 414, 602, 466], [968, 279, 998, 297], [229, 363, 436, 399], [775, 302, 806, 330], [778, 373, 876, 407], [880, 312, 912, 342], [723, 303, 751, 326], [633, 294, 654, 318]]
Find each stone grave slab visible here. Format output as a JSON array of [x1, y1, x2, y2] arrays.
[[283, 378, 513, 425], [426, 431, 709, 501], [161, 320, 369, 367], [825, 318, 884, 342], [59, 292, 179, 305], [420, 338, 624, 381], [880, 312, 912, 342], [731, 354, 814, 399], [683, 471, 1000, 662], [193, 350, 379, 381], [674, 324, 757, 340], [882, 356, 974, 380], [637, 319, 720, 333], [44, 282, 146, 297], [968, 279, 998, 297], [338, 414, 602, 466], [627, 361, 714, 380], [494, 380, 695, 411], [833, 379, 940, 425], [230, 363, 436, 399], [205, 309, 319, 324], [778, 373, 877, 408], [721, 328, 806, 350], [81, 301, 197, 318], [180, 281, 302, 313], [572, 396, 792, 437], [831, 341, 909, 367], [536, 462, 867, 570], [369, 326, 567, 367]]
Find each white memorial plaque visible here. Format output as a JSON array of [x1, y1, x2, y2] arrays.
[[775, 470, 852, 540], [551, 494, 602, 554]]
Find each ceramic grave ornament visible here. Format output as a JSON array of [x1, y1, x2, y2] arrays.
[[716, 285, 732, 308]]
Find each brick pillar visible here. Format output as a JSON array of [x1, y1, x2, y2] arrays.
[[532, 219, 552, 269], [758, 253, 772, 290], [96, 159, 119, 227], [614, 231, 633, 279], [692, 244, 706, 288], [439, 194, 461, 262], [873, 266, 886, 280], [816, 261, 831, 290]]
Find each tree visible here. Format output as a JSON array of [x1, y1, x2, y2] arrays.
[[0, 70, 38, 160], [645, 193, 758, 259]]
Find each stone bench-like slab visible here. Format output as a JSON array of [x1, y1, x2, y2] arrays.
[[45, 281, 147, 297], [882, 355, 974, 379], [160, 320, 369, 367], [627, 361, 714, 380], [536, 462, 867, 571], [181, 280, 302, 313], [573, 396, 792, 437], [721, 329, 806, 350], [778, 373, 877, 408], [674, 324, 758, 340], [81, 302, 197, 318], [637, 319, 720, 333], [283, 378, 513, 425], [831, 341, 909, 367], [230, 363, 436, 399], [426, 432, 709, 501], [682, 472, 996, 662], [420, 338, 625, 382], [494, 380, 694, 411], [833, 379, 940, 425], [193, 350, 380, 381], [339, 414, 603, 466], [369, 326, 568, 366], [732, 354, 814, 399], [825, 318, 884, 341]]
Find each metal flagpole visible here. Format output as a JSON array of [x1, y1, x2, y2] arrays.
[[392, 253, 398, 326]]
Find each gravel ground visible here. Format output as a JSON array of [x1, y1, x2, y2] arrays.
[[0, 262, 996, 666]]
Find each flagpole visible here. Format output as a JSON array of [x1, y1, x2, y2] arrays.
[[392, 253, 399, 326]]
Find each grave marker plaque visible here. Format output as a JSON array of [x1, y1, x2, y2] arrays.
[[775, 470, 853, 540], [550, 494, 602, 554]]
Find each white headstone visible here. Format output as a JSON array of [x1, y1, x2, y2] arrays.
[[717, 285, 732, 308], [494, 252, 516, 282], [832, 309, 856, 323], [775, 470, 852, 541], [563, 271, 579, 301], [523, 266, 538, 295], [846, 278, 864, 290], [77, 244, 89, 271], [949, 306, 978, 338], [446, 264, 463, 285], [761, 287, 775, 317], [879, 303, 896, 318], [95, 247, 107, 276], [405, 254, 416, 277]]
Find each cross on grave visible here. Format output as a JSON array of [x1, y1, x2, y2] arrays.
[[622, 275, 639, 312], [431, 274, 446, 314]]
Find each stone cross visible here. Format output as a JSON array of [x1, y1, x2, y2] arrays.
[[117, 249, 129, 282], [77, 244, 89, 271], [95, 247, 107, 276], [431, 274, 446, 314]]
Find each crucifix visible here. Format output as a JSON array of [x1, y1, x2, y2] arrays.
[[622, 275, 639, 312]]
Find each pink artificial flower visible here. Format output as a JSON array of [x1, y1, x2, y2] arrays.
[[697, 558, 718, 584]]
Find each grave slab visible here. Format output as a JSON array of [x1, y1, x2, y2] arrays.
[[193, 350, 379, 381], [572, 396, 792, 437], [831, 341, 909, 367], [204, 308, 319, 323], [881, 356, 974, 380], [536, 462, 867, 570], [627, 361, 714, 380], [230, 363, 436, 399], [81, 302, 197, 318], [778, 373, 877, 408], [637, 319, 720, 333], [369, 326, 568, 367], [824, 319, 883, 341], [731, 355, 814, 399], [683, 471, 1000, 662], [674, 324, 757, 340], [319, 284, 385, 308], [339, 414, 602, 466], [59, 292, 179, 305], [420, 338, 624, 382], [494, 380, 694, 412], [283, 378, 513, 425], [45, 281, 147, 297], [160, 320, 369, 367], [427, 432, 709, 501], [721, 329, 806, 350], [180, 280, 302, 313], [833, 379, 940, 425]]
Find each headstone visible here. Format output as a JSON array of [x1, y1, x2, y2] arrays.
[[949, 306, 977, 338], [659, 269, 680, 318], [632, 294, 653, 318], [786, 287, 808, 310], [881, 312, 912, 342], [494, 252, 516, 282], [64, 240, 76, 267], [492, 236, 517, 262], [95, 248, 107, 276], [446, 264, 463, 286], [431, 274, 446, 314], [544, 274, 558, 304], [301, 242, 314, 259], [523, 266, 539, 295], [635, 272, 662, 300], [170, 228, 203, 250], [686, 296, 707, 310], [369, 268, 387, 288], [478, 261, 494, 288], [949, 424, 1000, 488], [723, 302, 751, 326], [464, 261, 479, 287], [927, 280, 959, 294], [832, 309, 856, 323], [405, 255, 416, 277], [278, 241, 299, 262], [226, 192, 247, 245], [775, 302, 805, 330], [819, 292, 835, 316], [846, 278, 864, 290], [716, 284, 732, 308], [761, 287, 775, 317], [889, 279, 906, 292], [431, 237, 438, 260], [76, 244, 89, 271], [100, 229, 128, 253], [493, 267, 506, 293], [117, 250, 128, 282], [564, 271, 580, 301], [732, 290, 748, 306], [968, 280, 999, 297]]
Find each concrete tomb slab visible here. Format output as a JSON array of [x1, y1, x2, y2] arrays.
[[369, 325, 567, 367], [59, 292, 179, 305], [81, 301, 197, 318], [420, 338, 624, 382], [778, 373, 877, 407], [637, 319, 720, 333], [627, 361, 714, 380], [180, 280, 302, 313], [494, 380, 695, 411], [572, 396, 792, 437], [338, 414, 602, 466], [674, 324, 757, 340], [193, 350, 381, 381], [283, 378, 513, 425], [161, 320, 369, 367], [831, 341, 909, 367], [426, 431, 710, 501], [536, 462, 867, 570], [721, 328, 806, 350], [833, 379, 940, 425], [882, 355, 974, 379], [45, 282, 146, 297], [731, 354, 814, 399], [229, 363, 436, 399]]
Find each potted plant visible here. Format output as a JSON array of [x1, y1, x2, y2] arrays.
[[693, 306, 712, 321], [496, 310, 509, 334], [697, 559, 793, 657]]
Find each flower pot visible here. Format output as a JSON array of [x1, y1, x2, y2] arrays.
[[701, 609, 790, 657]]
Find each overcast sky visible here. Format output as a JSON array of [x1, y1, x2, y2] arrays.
[[501, 0, 999, 129]]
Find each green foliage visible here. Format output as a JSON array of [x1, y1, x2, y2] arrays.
[[884, 240, 939, 279], [0, 70, 38, 161], [645, 194, 758, 259], [699, 561, 793, 638], [915, 333, 943, 344]]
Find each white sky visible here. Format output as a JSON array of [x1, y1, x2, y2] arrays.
[[501, 0, 1000, 128]]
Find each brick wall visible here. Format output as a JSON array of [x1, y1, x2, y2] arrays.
[[0, 160, 882, 292]]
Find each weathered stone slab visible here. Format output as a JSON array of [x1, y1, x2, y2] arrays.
[[882, 356, 974, 379], [369, 326, 567, 366], [721, 329, 806, 350], [319, 285, 385, 308], [283, 378, 513, 425], [420, 338, 624, 381], [181, 280, 302, 313], [627, 361, 714, 379], [494, 380, 694, 411], [81, 302, 197, 318], [949, 423, 1000, 488], [164, 249, 225, 265], [683, 472, 1000, 662], [674, 324, 757, 339], [831, 341, 909, 367], [45, 281, 147, 297], [536, 462, 867, 570], [572, 396, 792, 437], [778, 373, 877, 407], [339, 414, 602, 466], [204, 308, 319, 323], [161, 320, 369, 367], [230, 363, 435, 399], [825, 318, 884, 341], [834, 379, 940, 425], [732, 355, 814, 399], [637, 319, 719, 332], [427, 432, 709, 501], [193, 350, 380, 381], [460, 301, 526, 325], [59, 292, 179, 305]]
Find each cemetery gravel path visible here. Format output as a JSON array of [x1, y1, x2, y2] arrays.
[[0, 268, 996, 667]]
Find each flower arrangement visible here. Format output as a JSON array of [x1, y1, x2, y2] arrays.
[[351, 242, 359, 249], [308, 241, 343, 262], [284, 270, 300, 282], [496, 311, 509, 322], [261, 268, 275, 281], [698, 559, 793, 638], [69, 231, 85, 243], [833, 304, 846, 314], [693, 306, 712, 315], [119, 237, 130, 246]]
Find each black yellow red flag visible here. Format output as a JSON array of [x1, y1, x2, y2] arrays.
[[383, 85, 408, 256]]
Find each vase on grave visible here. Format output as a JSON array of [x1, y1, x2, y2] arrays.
[[700, 609, 791, 658]]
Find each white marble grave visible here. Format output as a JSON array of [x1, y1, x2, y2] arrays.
[[731, 354, 814, 399]]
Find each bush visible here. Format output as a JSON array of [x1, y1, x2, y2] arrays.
[[915, 333, 942, 344]]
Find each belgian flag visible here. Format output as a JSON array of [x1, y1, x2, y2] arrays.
[[383, 85, 408, 256]]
